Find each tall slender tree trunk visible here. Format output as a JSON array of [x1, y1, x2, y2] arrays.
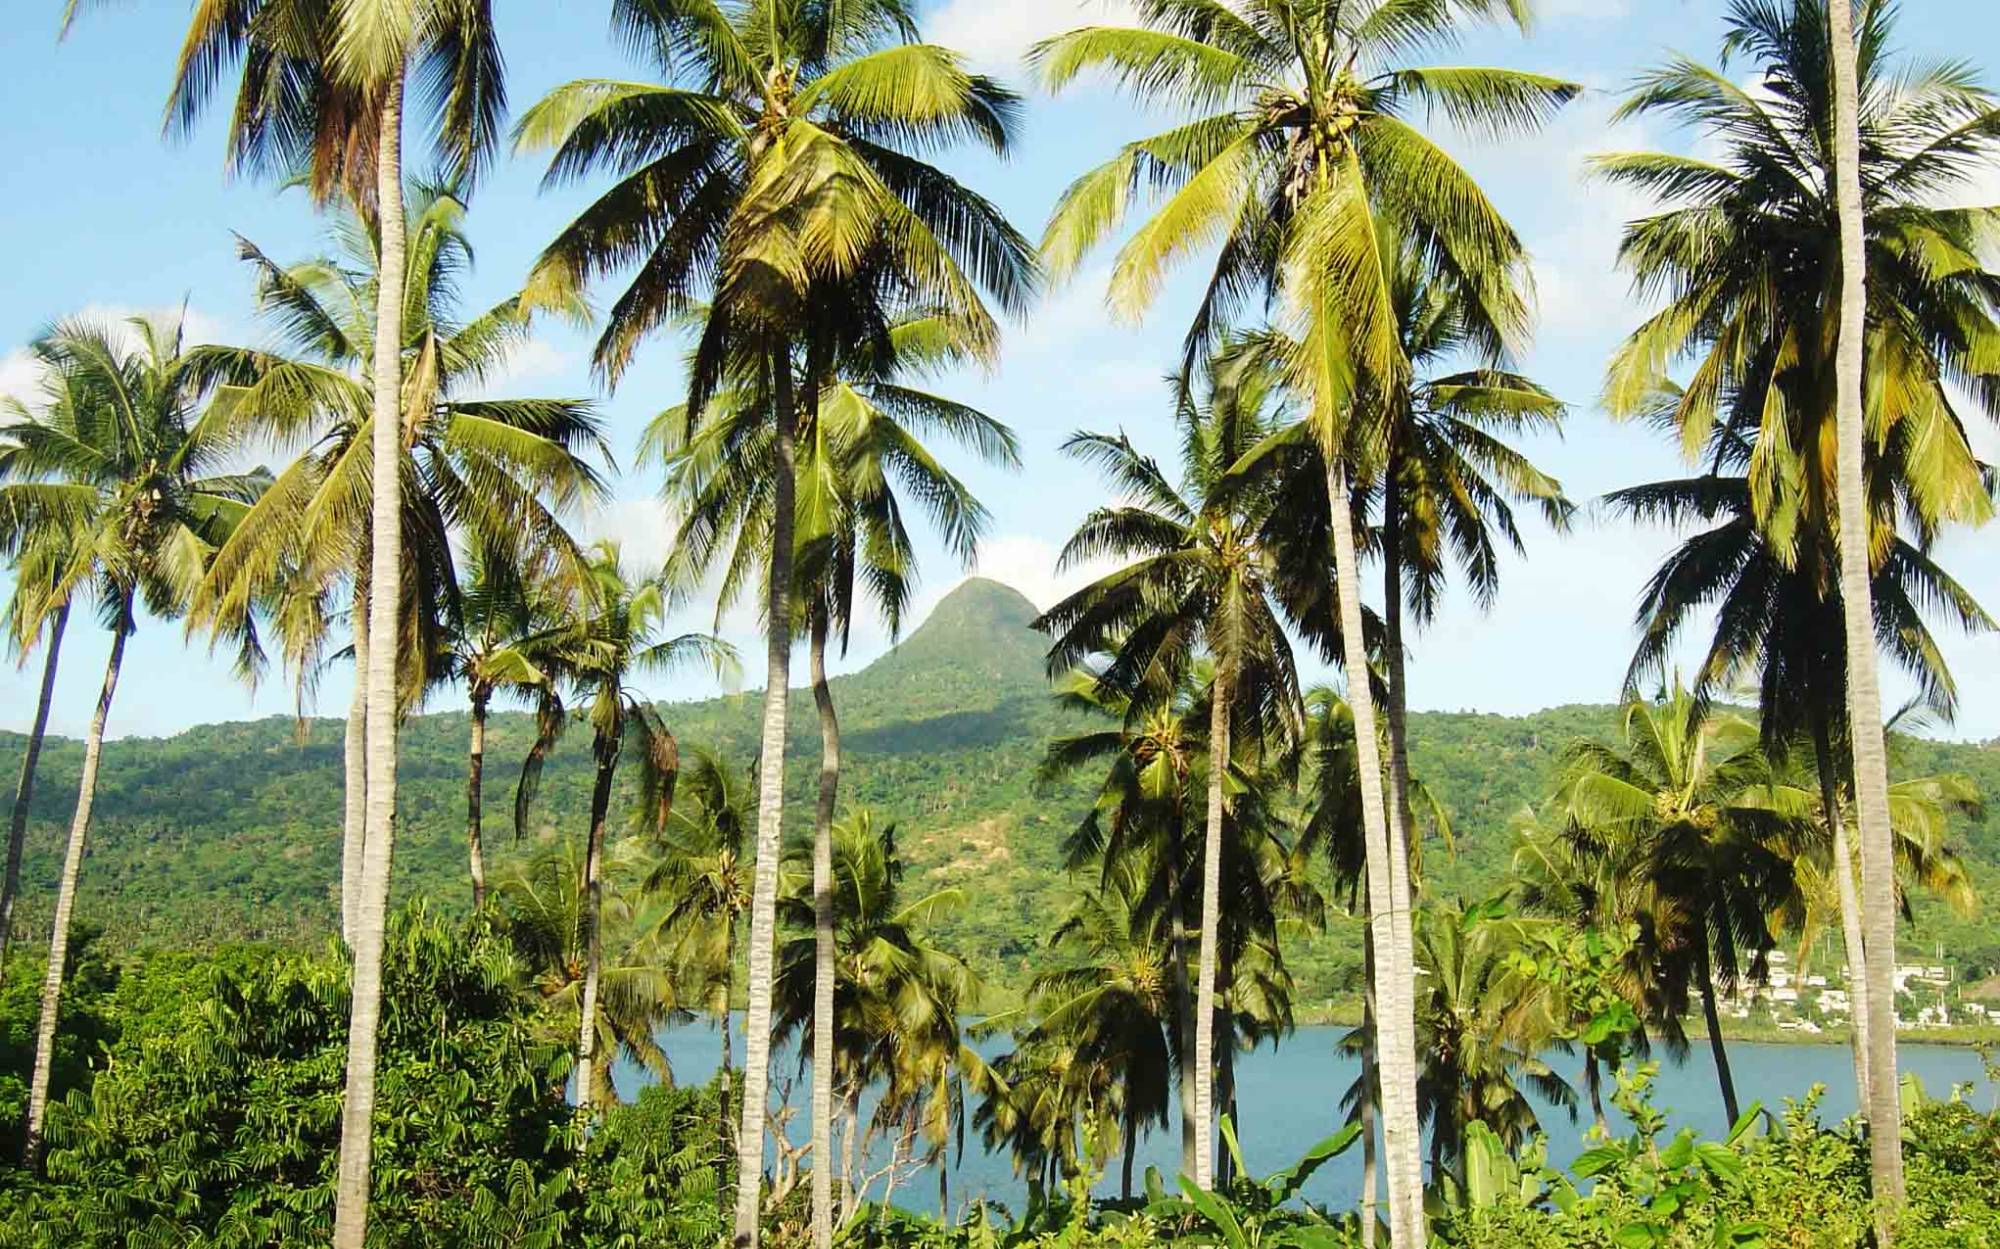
[[1696, 936, 1741, 1125], [1584, 1051, 1607, 1136], [721, 911, 736, 1136], [1379, 475, 1420, 1077], [333, 69, 408, 1249], [1217, 954, 1238, 1187], [1121, 1103, 1138, 1201], [341, 583, 368, 946], [22, 605, 125, 1166], [1191, 659, 1233, 1190], [732, 347, 800, 1248], [1167, 818, 1196, 1177], [1360, 923, 1380, 1249], [1326, 459, 1423, 1248], [577, 729, 620, 1110], [466, 690, 489, 910], [1, 601, 68, 983], [1813, 719, 1873, 1110], [809, 611, 840, 1249], [1827, 0, 1905, 1229], [840, 1084, 862, 1222]]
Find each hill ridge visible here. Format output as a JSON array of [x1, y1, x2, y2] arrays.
[[1, 577, 1996, 989]]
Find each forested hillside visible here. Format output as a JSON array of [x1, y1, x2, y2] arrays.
[[6, 577, 1997, 996]]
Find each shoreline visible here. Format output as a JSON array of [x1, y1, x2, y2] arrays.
[[1287, 1002, 2000, 1050]]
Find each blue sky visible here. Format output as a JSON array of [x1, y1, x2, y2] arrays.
[[3, 0, 1999, 742]]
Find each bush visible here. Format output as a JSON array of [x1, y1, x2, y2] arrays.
[[0, 908, 730, 1249]]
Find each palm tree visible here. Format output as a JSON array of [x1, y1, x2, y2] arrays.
[[1038, 347, 1302, 1190], [515, 542, 733, 1111], [0, 522, 79, 983], [1407, 904, 1575, 1183], [646, 307, 1015, 1226], [192, 187, 608, 941], [495, 838, 681, 1108], [1606, 453, 1991, 1114], [515, 5, 1034, 1237], [1040, 668, 1204, 1176], [441, 540, 579, 909], [1552, 683, 1814, 1123], [1023, 861, 1176, 1201], [772, 809, 979, 1220], [1037, 5, 1577, 1234], [1597, 3, 2000, 1183], [1359, 237, 1568, 978], [637, 745, 754, 1130], [0, 315, 266, 1163], [1830, 0, 1900, 1220], [158, 1, 513, 1234]]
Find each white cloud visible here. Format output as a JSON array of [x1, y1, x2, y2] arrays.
[[0, 350, 41, 405], [478, 337, 585, 397], [1, 303, 234, 409], [1540, 0, 1629, 18], [583, 496, 675, 574], [927, 0, 1139, 74]]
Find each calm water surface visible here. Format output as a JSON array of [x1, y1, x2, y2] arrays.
[[616, 1022, 1998, 1216]]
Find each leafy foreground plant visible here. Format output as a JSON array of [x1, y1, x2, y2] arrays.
[[0, 907, 729, 1248]]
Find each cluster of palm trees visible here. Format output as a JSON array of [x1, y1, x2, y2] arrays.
[[0, 1, 1994, 1247], [965, 3, 1999, 1248]]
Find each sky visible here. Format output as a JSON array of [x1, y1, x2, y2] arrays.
[[2, 0, 1999, 743]]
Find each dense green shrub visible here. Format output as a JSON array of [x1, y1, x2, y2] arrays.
[[0, 909, 730, 1248]]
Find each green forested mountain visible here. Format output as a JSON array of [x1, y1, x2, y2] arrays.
[[5, 577, 1997, 994]]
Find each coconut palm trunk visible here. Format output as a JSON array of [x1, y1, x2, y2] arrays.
[[1380, 476, 1420, 968], [1191, 659, 1234, 1189], [1, 601, 68, 983], [1325, 458, 1423, 1248], [1121, 1102, 1139, 1200], [720, 910, 736, 1157], [732, 349, 800, 1248], [578, 728, 621, 1108], [1812, 719, 1872, 1108], [1695, 935, 1741, 1124], [1360, 923, 1380, 1249], [467, 689, 489, 910], [1168, 821, 1197, 1176], [342, 585, 368, 946], [1584, 1052, 1606, 1136], [333, 68, 409, 1249], [1826, 0, 1905, 1225], [808, 611, 840, 1248], [21, 602, 125, 1166]]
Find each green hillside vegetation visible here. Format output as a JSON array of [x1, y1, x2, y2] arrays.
[[6, 578, 1995, 1000]]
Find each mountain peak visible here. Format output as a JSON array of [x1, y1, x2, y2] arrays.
[[856, 578, 1046, 697], [922, 577, 1041, 631]]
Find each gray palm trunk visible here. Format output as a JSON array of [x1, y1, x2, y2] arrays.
[[467, 691, 489, 910], [1825, 0, 1905, 1227], [1, 601, 68, 984], [1167, 818, 1196, 1176], [809, 613, 840, 1248], [22, 604, 125, 1165], [1190, 659, 1234, 1189], [1584, 1052, 1606, 1136], [578, 729, 621, 1108], [1695, 936, 1741, 1124], [1379, 479, 1420, 993], [1812, 721, 1873, 1109], [1360, 923, 1380, 1249], [333, 68, 409, 1249], [342, 588, 368, 946], [731, 358, 800, 1248], [1325, 459, 1424, 1248]]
